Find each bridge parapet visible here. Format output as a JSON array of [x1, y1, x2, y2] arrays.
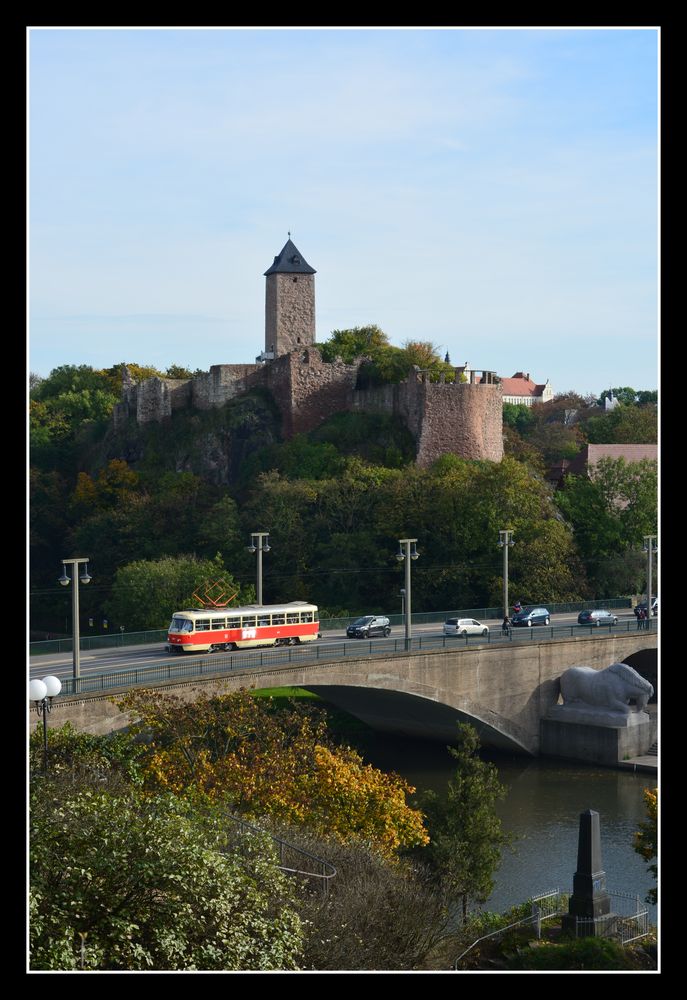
[[36, 632, 657, 755]]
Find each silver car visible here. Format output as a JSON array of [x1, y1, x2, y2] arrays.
[[444, 617, 489, 637]]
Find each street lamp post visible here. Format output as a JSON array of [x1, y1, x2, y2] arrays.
[[643, 535, 657, 628], [58, 558, 92, 682], [498, 530, 515, 620], [396, 539, 419, 649], [29, 675, 62, 774], [247, 533, 270, 606]]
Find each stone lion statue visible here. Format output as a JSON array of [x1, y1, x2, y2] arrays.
[[559, 662, 654, 714]]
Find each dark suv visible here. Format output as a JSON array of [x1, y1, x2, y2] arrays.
[[511, 607, 551, 627], [634, 598, 658, 617], [346, 615, 391, 638]]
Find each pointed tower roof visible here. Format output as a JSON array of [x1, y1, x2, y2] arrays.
[[264, 238, 316, 276]]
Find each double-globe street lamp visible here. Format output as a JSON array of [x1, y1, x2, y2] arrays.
[[247, 533, 270, 606], [498, 530, 515, 621], [59, 558, 92, 682], [29, 675, 62, 774], [396, 538, 419, 649]]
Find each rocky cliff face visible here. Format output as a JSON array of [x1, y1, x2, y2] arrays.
[[102, 389, 283, 487]]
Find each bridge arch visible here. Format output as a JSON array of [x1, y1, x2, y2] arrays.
[[284, 684, 535, 755]]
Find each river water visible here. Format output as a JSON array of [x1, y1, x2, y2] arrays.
[[351, 731, 657, 922]]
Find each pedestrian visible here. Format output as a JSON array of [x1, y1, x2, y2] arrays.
[[502, 616, 511, 635], [636, 607, 642, 630]]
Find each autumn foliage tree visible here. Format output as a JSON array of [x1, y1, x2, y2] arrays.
[[633, 787, 657, 905], [118, 688, 429, 857]]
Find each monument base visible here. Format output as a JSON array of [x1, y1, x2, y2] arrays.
[[562, 912, 618, 939], [540, 712, 655, 765]]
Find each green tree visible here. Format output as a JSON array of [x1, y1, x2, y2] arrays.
[[105, 554, 253, 631], [556, 458, 657, 592], [502, 402, 536, 435], [418, 723, 511, 923], [583, 404, 657, 444], [317, 324, 390, 363], [596, 387, 638, 406], [30, 365, 120, 470], [30, 784, 303, 970]]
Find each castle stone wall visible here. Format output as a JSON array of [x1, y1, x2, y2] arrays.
[[128, 377, 193, 424], [191, 364, 265, 410], [265, 349, 359, 437], [412, 378, 503, 466], [113, 356, 502, 467], [352, 371, 503, 466]]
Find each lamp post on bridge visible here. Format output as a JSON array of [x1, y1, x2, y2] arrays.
[[396, 539, 419, 650], [58, 558, 91, 683], [248, 532, 270, 606], [498, 530, 515, 621], [643, 535, 657, 628]]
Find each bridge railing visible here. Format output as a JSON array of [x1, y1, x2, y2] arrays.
[[51, 616, 655, 699], [29, 598, 634, 655]]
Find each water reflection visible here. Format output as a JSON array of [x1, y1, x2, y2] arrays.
[[351, 731, 657, 921]]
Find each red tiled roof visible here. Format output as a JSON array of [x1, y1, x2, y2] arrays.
[[500, 374, 539, 397]]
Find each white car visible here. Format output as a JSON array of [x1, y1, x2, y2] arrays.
[[444, 617, 489, 637]]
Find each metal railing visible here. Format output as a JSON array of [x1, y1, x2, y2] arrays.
[[454, 890, 564, 969], [454, 889, 650, 967], [51, 616, 656, 698], [226, 813, 336, 897], [570, 891, 649, 945], [29, 598, 634, 654]]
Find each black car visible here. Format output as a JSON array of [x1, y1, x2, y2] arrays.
[[578, 609, 618, 626], [346, 615, 391, 638], [511, 607, 551, 627]]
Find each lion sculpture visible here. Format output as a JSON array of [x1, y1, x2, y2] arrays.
[[559, 662, 653, 715]]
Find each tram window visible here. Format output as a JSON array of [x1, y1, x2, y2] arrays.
[[211, 619, 226, 630], [272, 614, 285, 625], [195, 619, 210, 630], [227, 617, 240, 629], [242, 616, 257, 628], [257, 615, 270, 627], [172, 617, 194, 632], [302, 612, 313, 622], [286, 613, 299, 624]]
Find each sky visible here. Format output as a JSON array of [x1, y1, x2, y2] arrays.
[[28, 27, 659, 397]]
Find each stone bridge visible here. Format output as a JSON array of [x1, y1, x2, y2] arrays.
[[45, 631, 658, 755]]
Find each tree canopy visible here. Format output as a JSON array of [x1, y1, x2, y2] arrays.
[[30, 783, 303, 970], [118, 688, 429, 858]]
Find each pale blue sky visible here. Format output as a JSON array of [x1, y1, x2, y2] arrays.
[[29, 27, 659, 396]]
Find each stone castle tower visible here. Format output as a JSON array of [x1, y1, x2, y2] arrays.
[[263, 237, 316, 360]]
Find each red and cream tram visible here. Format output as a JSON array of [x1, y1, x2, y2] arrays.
[[165, 601, 320, 653]]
